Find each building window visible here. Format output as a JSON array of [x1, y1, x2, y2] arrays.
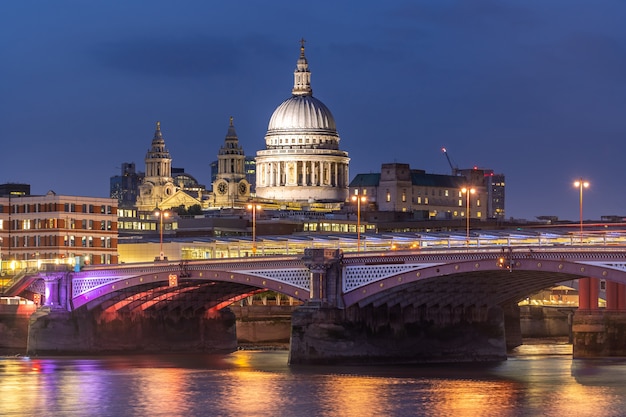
[[445, 190, 449, 197], [386, 191, 391, 202], [402, 191, 406, 202], [425, 197, 429, 205]]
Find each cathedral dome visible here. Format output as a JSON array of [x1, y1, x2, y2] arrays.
[[267, 95, 336, 132]]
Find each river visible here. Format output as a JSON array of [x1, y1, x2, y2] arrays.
[[1, 343, 625, 417]]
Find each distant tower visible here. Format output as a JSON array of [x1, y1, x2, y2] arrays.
[[255, 39, 350, 202], [136, 121, 177, 211], [213, 117, 250, 207]]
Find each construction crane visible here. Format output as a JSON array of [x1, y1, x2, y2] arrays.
[[441, 147, 459, 176]]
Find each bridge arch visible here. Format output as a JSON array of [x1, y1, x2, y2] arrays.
[[342, 256, 626, 309], [71, 261, 311, 313]]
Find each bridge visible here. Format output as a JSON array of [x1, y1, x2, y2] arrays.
[[5, 242, 626, 363]]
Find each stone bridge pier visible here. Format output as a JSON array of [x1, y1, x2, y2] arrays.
[[289, 249, 507, 364]]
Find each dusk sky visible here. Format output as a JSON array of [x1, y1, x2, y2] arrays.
[[2, 1, 626, 221]]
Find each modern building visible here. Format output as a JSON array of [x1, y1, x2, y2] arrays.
[[0, 183, 30, 197], [110, 163, 143, 208], [255, 40, 350, 202], [0, 190, 118, 271], [457, 168, 505, 220]]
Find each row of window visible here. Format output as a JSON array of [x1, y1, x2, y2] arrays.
[[5, 219, 113, 231], [8, 235, 114, 248], [272, 138, 336, 146], [0, 203, 114, 214]]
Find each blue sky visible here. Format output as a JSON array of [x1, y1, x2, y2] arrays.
[[2, 1, 626, 221]]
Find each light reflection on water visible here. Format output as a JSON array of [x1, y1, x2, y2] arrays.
[[1, 346, 626, 417]]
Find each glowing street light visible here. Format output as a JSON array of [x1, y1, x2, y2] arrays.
[[461, 187, 475, 244], [351, 192, 367, 252], [154, 208, 170, 261], [574, 178, 589, 243], [247, 203, 261, 254]]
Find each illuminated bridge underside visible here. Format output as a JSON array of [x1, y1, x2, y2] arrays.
[[66, 249, 626, 312], [71, 259, 310, 312]]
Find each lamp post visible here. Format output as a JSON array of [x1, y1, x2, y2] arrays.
[[461, 187, 475, 244], [574, 178, 589, 243], [351, 193, 367, 252], [247, 203, 261, 254], [154, 208, 169, 261]]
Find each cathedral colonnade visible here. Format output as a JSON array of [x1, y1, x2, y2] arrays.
[[256, 157, 348, 189]]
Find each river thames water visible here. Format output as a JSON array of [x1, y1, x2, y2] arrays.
[[1, 343, 626, 417]]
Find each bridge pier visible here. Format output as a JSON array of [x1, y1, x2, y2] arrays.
[[290, 249, 507, 364], [289, 303, 508, 364], [573, 279, 626, 357], [28, 306, 237, 355]]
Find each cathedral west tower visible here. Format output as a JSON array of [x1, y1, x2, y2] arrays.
[[136, 121, 177, 211], [213, 117, 250, 207], [255, 40, 350, 202]]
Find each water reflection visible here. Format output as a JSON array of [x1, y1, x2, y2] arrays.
[[1, 348, 626, 417]]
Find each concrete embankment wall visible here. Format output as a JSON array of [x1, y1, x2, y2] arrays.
[[519, 306, 573, 338], [230, 305, 295, 344]]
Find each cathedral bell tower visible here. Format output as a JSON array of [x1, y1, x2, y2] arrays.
[[136, 121, 177, 211], [213, 117, 250, 207]]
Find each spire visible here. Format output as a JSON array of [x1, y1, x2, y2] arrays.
[[144, 121, 172, 179], [292, 38, 313, 96], [220, 116, 244, 155], [152, 120, 164, 146]]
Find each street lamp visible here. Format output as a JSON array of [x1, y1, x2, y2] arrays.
[[247, 203, 261, 254], [351, 193, 367, 252], [574, 178, 589, 243], [154, 208, 170, 261], [461, 187, 475, 244]]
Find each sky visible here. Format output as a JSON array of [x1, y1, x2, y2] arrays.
[[2, 1, 626, 221]]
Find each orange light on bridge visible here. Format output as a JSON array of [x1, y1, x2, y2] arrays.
[[168, 274, 178, 287]]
